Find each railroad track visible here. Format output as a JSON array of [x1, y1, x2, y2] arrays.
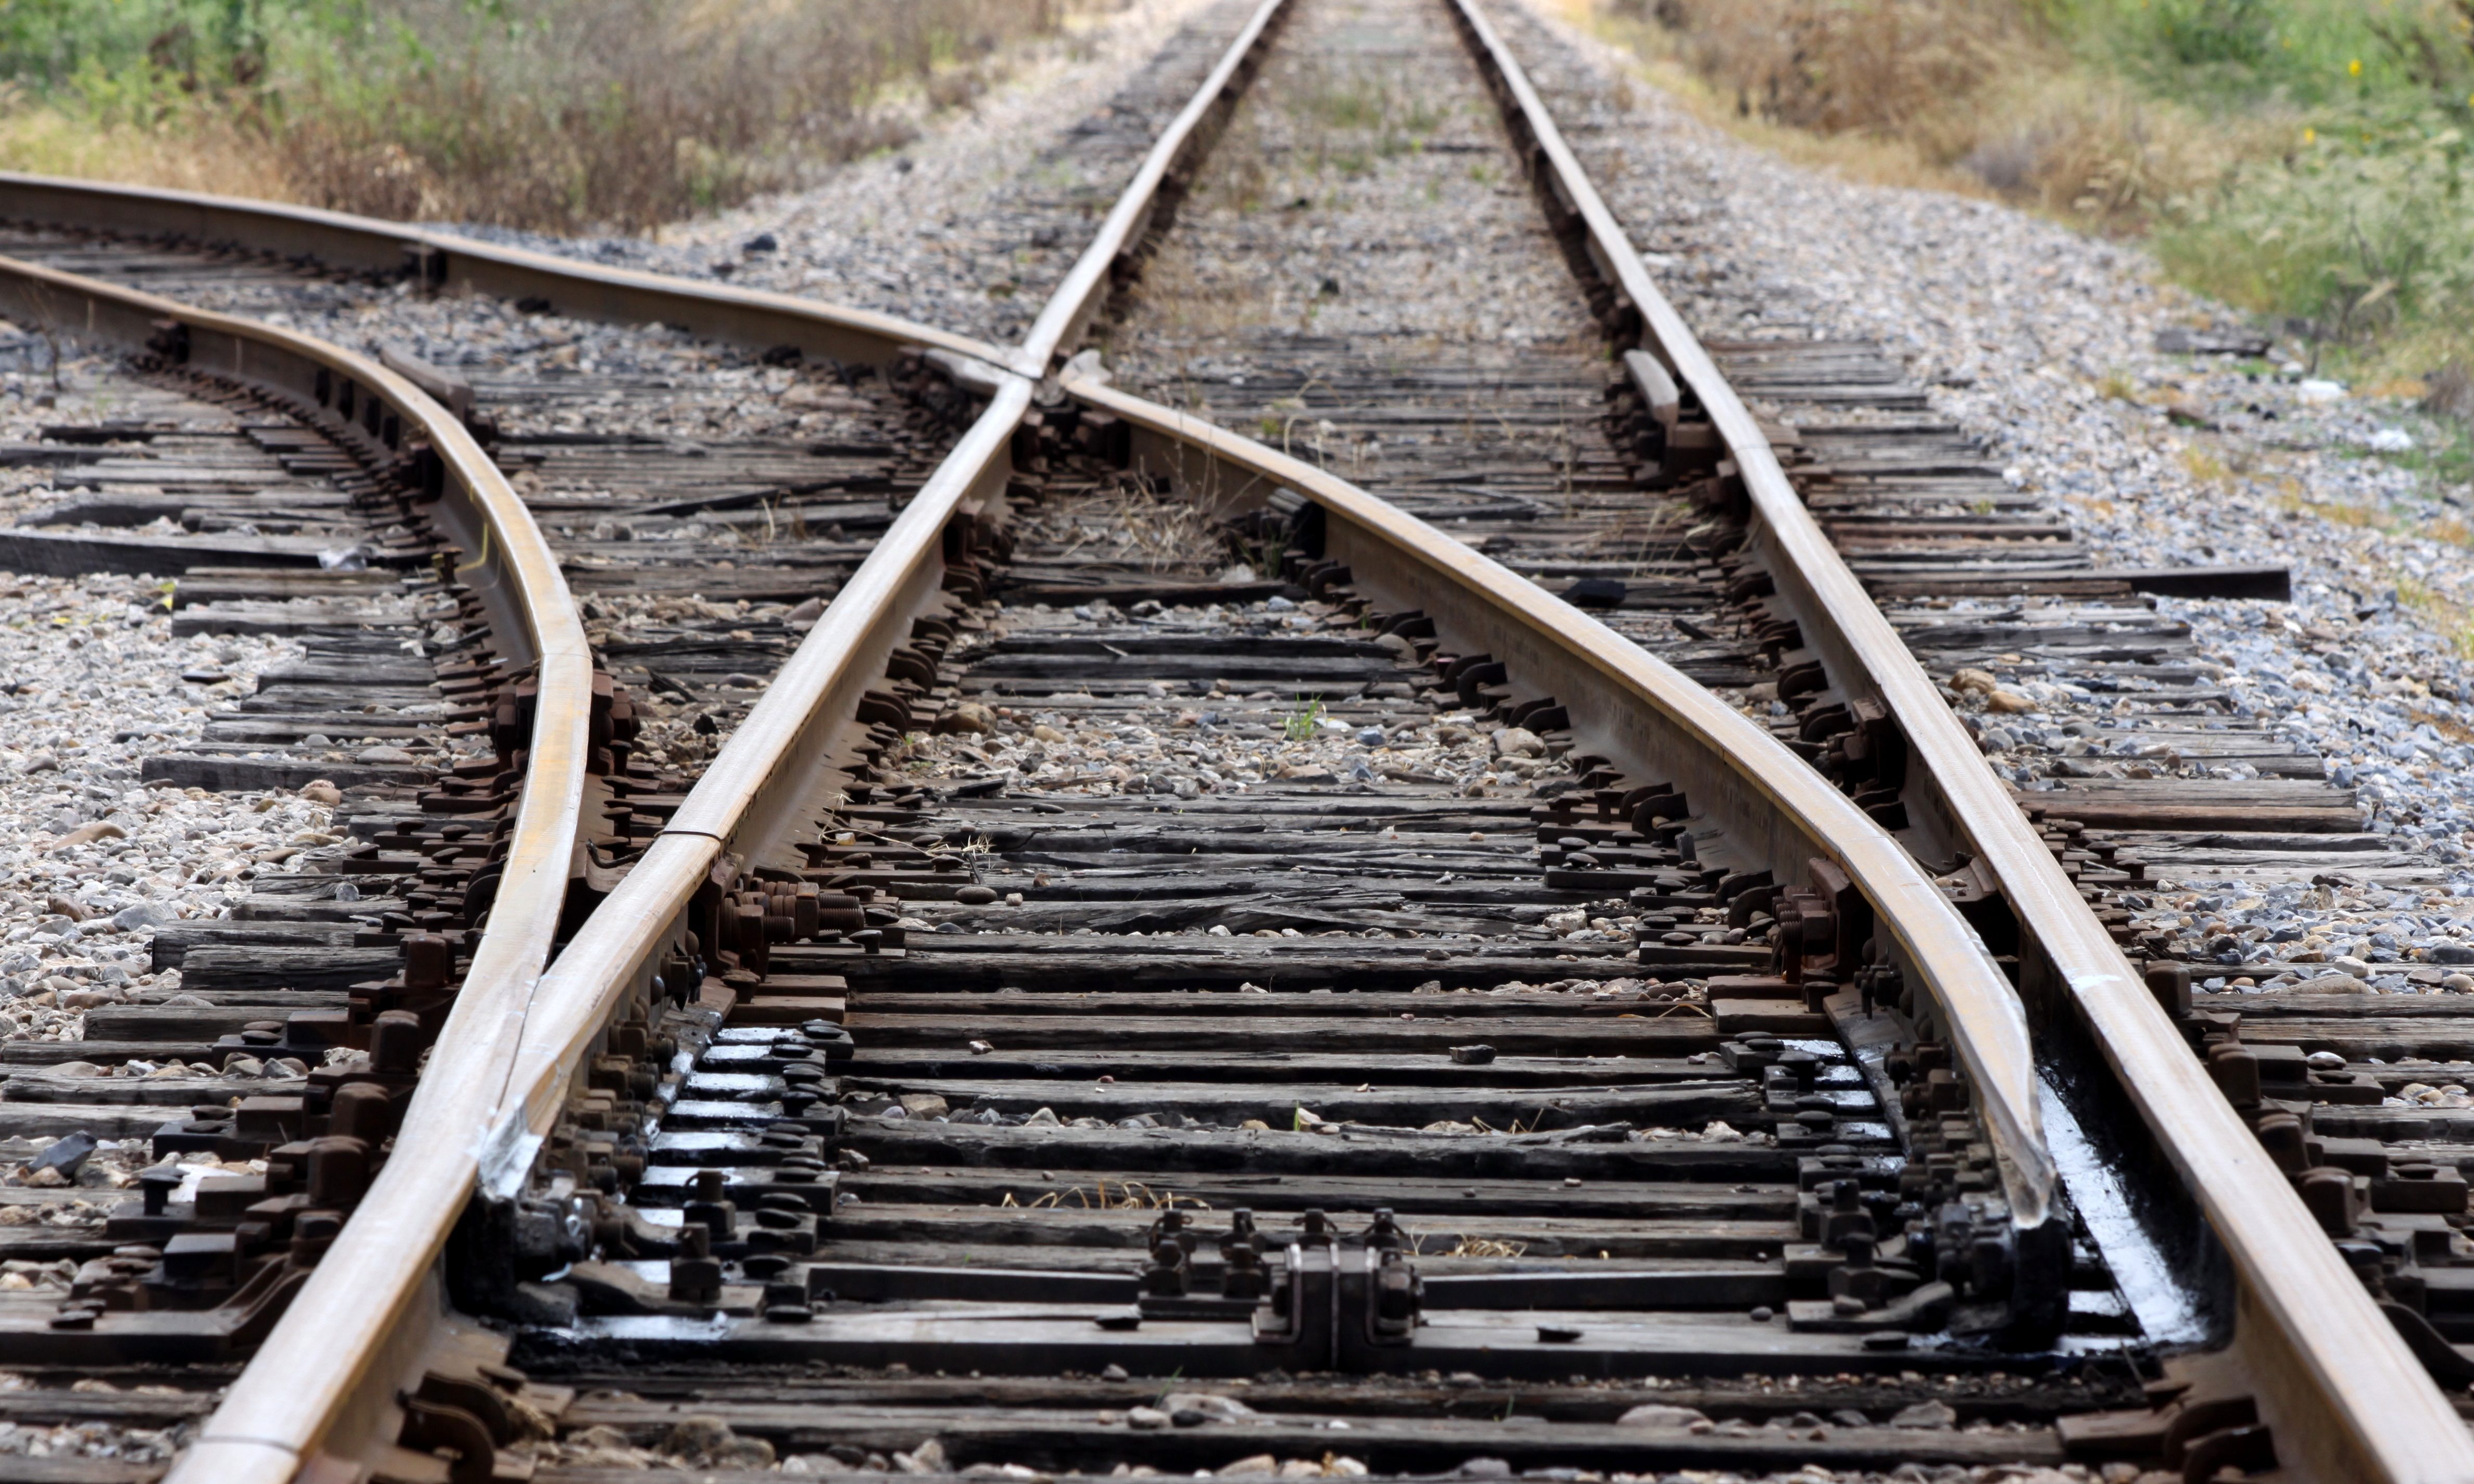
[[0, 1, 2468, 1481]]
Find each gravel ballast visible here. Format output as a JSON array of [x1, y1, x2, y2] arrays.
[[1497, 0, 2474, 993], [0, 557, 322, 1039], [9, 0, 2470, 1086]]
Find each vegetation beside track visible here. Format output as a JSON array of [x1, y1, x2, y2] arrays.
[[0, 0, 1070, 232], [1576, 0, 2474, 407]]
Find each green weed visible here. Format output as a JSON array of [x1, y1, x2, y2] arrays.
[[2152, 108, 2474, 353], [1594, 0, 2474, 398], [1296, 59, 1441, 175]]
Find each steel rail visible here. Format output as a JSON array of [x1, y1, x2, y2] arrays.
[[481, 375, 1025, 1212], [124, 0, 2051, 1461], [0, 255, 595, 1484], [1441, 1, 2474, 1478], [147, 399, 1020, 1482], [299, 0, 2080, 1415], [136, 3, 1298, 1474], [0, 0, 1295, 387], [0, 171, 1009, 371], [10, 0, 2392, 1471]]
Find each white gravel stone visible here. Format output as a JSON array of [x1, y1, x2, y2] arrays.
[[0, 568, 338, 1042], [1506, 0, 2474, 990]]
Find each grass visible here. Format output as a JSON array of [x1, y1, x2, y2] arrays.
[[1571, 0, 2474, 396], [1039, 476, 1222, 573], [2180, 445, 2236, 487], [1296, 57, 1445, 173], [0, 0, 1069, 233], [2392, 574, 2474, 657], [2393, 416, 2474, 488]]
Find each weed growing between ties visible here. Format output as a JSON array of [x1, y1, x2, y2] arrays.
[[1295, 55, 1446, 174], [0, 0, 1069, 232], [1025, 475, 1225, 575]]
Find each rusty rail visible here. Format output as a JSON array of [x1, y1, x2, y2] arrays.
[[0, 254, 593, 1484], [1442, 1, 2474, 1478], [126, 1, 1282, 1473], [170, 0, 2001, 1463], [0, 0, 2441, 1476], [162, 0, 2076, 1441], [0, 171, 1009, 370], [167, 383, 1029, 1484], [481, 373, 1024, 1221]]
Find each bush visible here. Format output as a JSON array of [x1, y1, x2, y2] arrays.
[[2154, 110, 2474, 345], [0, 0, 1063, 232], [1612, 0, 2474, 368]]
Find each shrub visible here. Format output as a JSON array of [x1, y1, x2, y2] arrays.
[[1608, 0, 2474, 369], [0, 0, 1063, 232], [2153, 110, 2474, 345]]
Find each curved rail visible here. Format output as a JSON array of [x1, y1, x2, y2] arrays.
[[0, 255, 596, 1482], [149, 8, 1309, 1475], [0, 0, 2415, 1475], [113, 0, 2042, 1470], [0, 171, 1009, 371], [483, 374, 1025, 1199], [1441, 1, 2474, 1479], [174, 395, 1030, 1484]]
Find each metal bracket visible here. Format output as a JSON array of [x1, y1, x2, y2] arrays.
[[1248, 1242, 1421, 1371]]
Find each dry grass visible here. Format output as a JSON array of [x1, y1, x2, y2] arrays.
[[1540, 1, 1993, 198], [1568, 0, 2474, 396], [0, 91, 289, 199], [999, 1178, 1208, 1210], [1963, 67, 2280, 229], [0, 0, 1068, 233], [2393, 575, 2474, 659], [1570, 0, 2275, 235], [2178, 445, 2233, 487], [1126, 247, 1262, 341], [1033, 477, 1227, 573], [1652, 0, 2021, 139], [278, 0, 1060, 231]]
